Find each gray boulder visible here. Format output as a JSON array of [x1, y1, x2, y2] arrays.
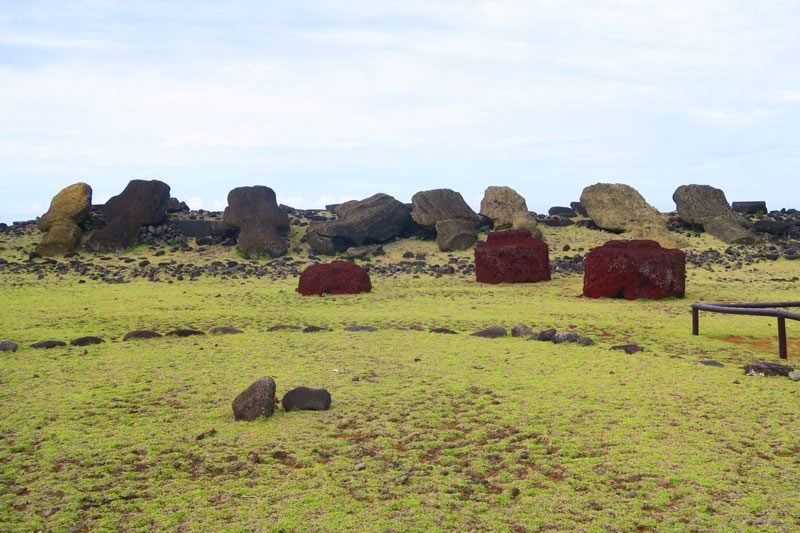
[[673, 184, 756, 243], [281, 386, 332, 411], [306, 193, 410, 255], [232, 377, 277, 420], [0, 341, 19, 352], [224, 186, 290, 258], [435, 219, 477, 251], [411, 189, 479, 228]]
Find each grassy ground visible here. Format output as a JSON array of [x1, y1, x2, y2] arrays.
[[1, 223, 799, 531]]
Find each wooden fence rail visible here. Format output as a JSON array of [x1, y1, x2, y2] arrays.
[[691, 302, 800, 359]]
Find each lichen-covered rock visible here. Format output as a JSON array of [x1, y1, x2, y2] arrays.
[[580, 183, 686, 248], [411, 188, 479, 228], [480, 186, 542, 238], [475, 229, 550, 284], [583, 240, 685, 300], [36, 182, 92, 256], [281, 386, 332, 411], [306, 193, 410, 255], [223, 186, 289, 258], [297, 260, 372, 296], [232, 377, 277, 420], [673, 184, 755, 243], [86, 179, 170, 250]]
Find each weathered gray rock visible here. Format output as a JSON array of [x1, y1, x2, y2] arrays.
[[232, 377, 277, 420], [435, 218, 477, 251], [580, 183, 686, 248], [122, 330, 162, 341], [281, 386, 332, 411], [36, 182, 92, 256], [87, 179, 171, 250], [673, 184, 755, 243], [536, 328, 557, 341], [480, 186, 542, 238], [743, 361, 794, 377], [345, 244, 384, 259], [552, 332, 581, 344], [70, 336, 104, 346], [789, 370, 800, 381], [511, 323, 533, 338], [224, 186, 289, 258], [471, 326, 507, 338], [411, 189, 479, 228], [306, 193, 410, 255], [0, 341, 19, 352]]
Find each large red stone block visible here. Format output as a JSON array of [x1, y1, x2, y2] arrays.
[[583, 240, 685, 300], [474, 229, 551, 284], [297, 260, 372, 296]]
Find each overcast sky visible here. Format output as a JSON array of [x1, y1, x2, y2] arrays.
[[1, 1, 799, 223]]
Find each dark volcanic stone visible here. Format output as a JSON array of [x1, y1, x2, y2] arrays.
[[0, 341, 19, 352], [471, 326, 507, 338], [411, 188, 480, 229], [697, 359, 724, 368], [166, 329, 205, 337], [268, 325, 302, 332], [732, 201, 767, 215], [743, 361, 794, 377], [583, 240, 685, 300], [232, 377, 277, 420], [752, 220, 792, 236], [430, 327, 458, 334], [122, 330, 162, 341], [344, 325, 378, 332], [302, 325, 327, 333], [552, 332, 581, 344], [435, 218, 478, 251], [570, 201, 588, 217], [673, 184, 755, 243], [209, 326, 244, 335], [305, 193, 411, 255], [536, 328, 557, 341], [86, 179, 171, 250], [297, 260, 372, 296], [70, 336, 105, 346], [223, 186, 289, 258], [475, 229, 550, 284], [281, 386, 332, 411], [548, 206, 577, 217], [511, 324, 533, 337], [31, 340, 67, 349], [611, 344, 644, 354]]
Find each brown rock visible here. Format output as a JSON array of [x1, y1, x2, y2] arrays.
[[36, 182, 92, 256]]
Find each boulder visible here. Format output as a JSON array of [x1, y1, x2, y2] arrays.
[[511, 323, 533, 337], [471, 326, 507, 338], [548, 206, 576, 218], [743, 361, 794, 377], [673, 184, 755, 243], [411, 188, 479, 228], [35, 182, 92, 256], [232, 377, 277, 420], [345, 244, 384, 259], [475, 229, 551, 284], [306, 193, 410, 255], [30, 340, 66, 349], [70, 336, 104, 346], [435, 219, 477, 251], [281, 386, 332, 411], [122, 330, 162, 341], [86, 179, 171, 250], [223, 186, 289, 258], [297, 260, 372, 296], [583, 240, 685, 300], [0, 341, 19, 352], [732, 201, 767, 215], [570, 201, 588, 217], [480, 186, 542, 238], [580, 183, 686, 248]]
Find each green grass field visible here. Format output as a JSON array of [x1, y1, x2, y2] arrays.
[[1, 224, 799, 531]]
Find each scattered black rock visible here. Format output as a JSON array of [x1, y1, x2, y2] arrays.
[[209, 326, 244, 335], [578, 337, 596, 346], [471, 326, 507, 338], [611, 344, 644, 354], [281, 386, 332, 411], [430, 327, 458, 334], [344, 325, 378, 332], [268, 325, 302, 332], [535, 328, 557, 341], [232, 377, 277, 421], [302, 325, 327, 333], [30, 340, 67, 349], [552, 331, 581, 344], [70, 336, 105, 346], [511, 323, 533, 338], [743, 361, 795, 377], [0, 341, 19, 352], [697, 359, 724, 368], [166, 329, 205, 337], [122, 330, 162, 341]]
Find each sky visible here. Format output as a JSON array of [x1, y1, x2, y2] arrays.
[[1, 0, 799, 223]]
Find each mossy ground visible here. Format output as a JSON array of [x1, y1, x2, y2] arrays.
[[1, 223, 799, 531]]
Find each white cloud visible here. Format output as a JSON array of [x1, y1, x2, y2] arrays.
[[186, 196, 204, 210], [688, 107, 774, 125]]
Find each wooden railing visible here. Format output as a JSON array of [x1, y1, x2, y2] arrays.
[[691, 302, 800, 359]]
